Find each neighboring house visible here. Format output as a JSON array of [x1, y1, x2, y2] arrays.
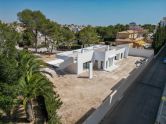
[[47, 45, 129, 78], [116, 30, 146, 48], [160, 17, 166, 27], [14, 24, 49, 46], [62, 24, 86, 33], [15, 25, 26, 33]]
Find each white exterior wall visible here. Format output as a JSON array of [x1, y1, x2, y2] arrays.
[[104, 49, 116, 70], [115, 48, 126, 60], [58, 57, 74, 69], [65, 63, 77, 74], [105, 49, 116, 60], [94, 49, 116, 70], [77, 51, 94, 75], [94, 51, 105, 61], [93, 48, 127, 70], [54, 45, 129, 75], [56, 55, 70, 61], [116, 44, 129, 58]]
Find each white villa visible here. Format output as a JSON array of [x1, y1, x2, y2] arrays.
[[47, 45, 129, 78]]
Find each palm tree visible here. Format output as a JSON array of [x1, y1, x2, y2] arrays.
[[0, 49, 62, 123], [0, 21, 62, 123], [16, 51, 56, 122], [18, 73, 53, 122]]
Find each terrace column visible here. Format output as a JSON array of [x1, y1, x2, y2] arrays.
[[112, 57, 115, 66], [122, 53, 124, 59], [124, 47, 129, 58], [98, 61, 101, 69], [77, 54, 83, 76], [109, 57, 114, 67], [107, 45, 109, 51], [77, 62, 80, 76], [81, 48, 84, 53], [111, 57, 115, 66], [107, 60, 110, 69], [89, 62, 93, 79], [116, 54, 120, 60], [103, 60, 107, 70]]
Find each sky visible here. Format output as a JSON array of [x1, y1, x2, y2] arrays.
[[0, 0, 166, 26]]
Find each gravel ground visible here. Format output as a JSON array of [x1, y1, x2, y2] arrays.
[[45, 56, 143, 124]]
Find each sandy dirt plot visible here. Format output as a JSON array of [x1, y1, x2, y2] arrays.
[[45, 56, 142, 124]]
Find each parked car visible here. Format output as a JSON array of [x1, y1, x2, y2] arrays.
[[144, 44, 152, 49], [163, 58, 166, 64]]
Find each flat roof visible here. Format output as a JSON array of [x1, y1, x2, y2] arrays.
[[46, 59, 64, 66], [57, 45, 108, 57]]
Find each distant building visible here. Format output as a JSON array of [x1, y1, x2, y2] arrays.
[[13, 23, 50, 46], [160, 17, 166, 27], [129, 22, 144, 31], [116, 30, 146, 48], [62, 24, 86, 33], [15, 25, 25, 33], [129, 22, 137, 30]]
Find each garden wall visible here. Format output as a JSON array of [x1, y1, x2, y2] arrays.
[[129, 48, 154, 58]]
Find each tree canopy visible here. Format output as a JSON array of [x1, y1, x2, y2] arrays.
[[141, 24, 155, 33], [0, 21, 20, 56], [17, 9, 47, 52], [95, 24, 129, 41], [0, 20, 62, 124], [17, 9, 76, 52], [78, 26, 99, 45], [153, 23, 166, 53]]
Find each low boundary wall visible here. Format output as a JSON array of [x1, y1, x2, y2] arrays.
[[83, 54, 154, 124], [129, 48, 154, 58], [154, 43, 166, 58], [155, 43, 166, 124], [155, 84, 166, 124]]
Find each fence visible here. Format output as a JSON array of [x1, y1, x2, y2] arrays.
[[83, 54, 154, 124]]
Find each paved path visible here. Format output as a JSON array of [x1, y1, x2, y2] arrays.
[[101, 47, 166, 124]]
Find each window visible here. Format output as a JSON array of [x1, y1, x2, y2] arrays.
[[83, 61, 91, 69]]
